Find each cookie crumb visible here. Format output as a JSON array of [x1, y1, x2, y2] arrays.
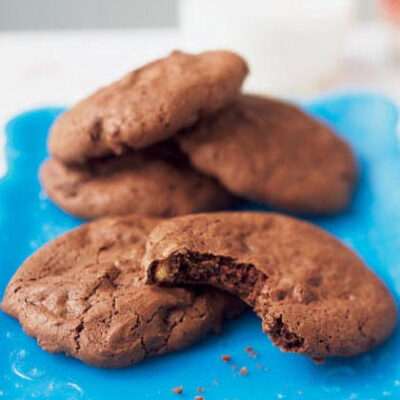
[[239, 367, 248, 375], [312, 358, 324, 364], [172, 386, 183, 394], [197, 387, 204, 393], [245, 345, 258, 358], [221, 354, 231, 362], [195, 397, 205, 400]]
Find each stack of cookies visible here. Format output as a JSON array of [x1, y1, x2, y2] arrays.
[[1, 51, 396, 369], [40, 51, 247, 219], [40, 50, 356, 219]]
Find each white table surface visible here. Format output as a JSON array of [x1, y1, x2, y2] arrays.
[[1, 23, 399, 175]]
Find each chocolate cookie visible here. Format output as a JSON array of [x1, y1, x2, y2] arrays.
[[40, 142, 233, 219], [48, 50, 248, 164], [178, 95, 357, 214], [145, 212, 397, 359], [1, 214, 243, 368]]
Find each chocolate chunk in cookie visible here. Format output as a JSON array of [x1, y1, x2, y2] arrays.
[[145, 212, 397, 359], [178, 95, 357, 214], [48, 50, 248, 164], [40, 142, 234, 219], [1, 214, 243, 368]]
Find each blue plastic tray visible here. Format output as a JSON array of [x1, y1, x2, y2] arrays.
[[1, 93, 400, 400]]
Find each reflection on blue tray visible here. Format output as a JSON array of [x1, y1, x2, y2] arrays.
[[1, 93, 399, 400]]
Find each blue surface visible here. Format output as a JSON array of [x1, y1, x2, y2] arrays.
[[1, 93, 400, 400]]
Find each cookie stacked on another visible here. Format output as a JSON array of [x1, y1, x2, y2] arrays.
[[42, 50, 357, 220], [42, 50, 248, 219], [145, 212, 397, 359], [178, 95, 357, 214], [41, 141, 233, 219], [2, 212, 397, 367]]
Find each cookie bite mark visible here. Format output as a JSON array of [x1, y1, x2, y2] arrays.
[[149, 251, 267, 308], [148, 251, 306, 354], [268, 315, 304, 351], [144, 212, 397, 359]]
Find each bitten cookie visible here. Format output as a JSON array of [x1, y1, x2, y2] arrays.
[[178, 95, 357, 214], [40, 142, 234, 219], [1, 214, 243, 368], [145, 212, 397, 359], [48, 50, 248, 164]]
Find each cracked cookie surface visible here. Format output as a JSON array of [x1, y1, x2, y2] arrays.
[[40, 142, 233, 219], [1, 214, 243, 368], [145, 212, 397, 359], [178, 95, 357, 214], [48, 50, 248, 164]]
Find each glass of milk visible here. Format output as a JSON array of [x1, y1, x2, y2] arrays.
[[179, 0, 356, 97]]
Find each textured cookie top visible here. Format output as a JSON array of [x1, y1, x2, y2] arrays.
[[145, 212, 397, 358], [178, 95, 357, 214], [48, 50, 248, 164], [40, 142, 233, 219], [1, 214, 242, 368]]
